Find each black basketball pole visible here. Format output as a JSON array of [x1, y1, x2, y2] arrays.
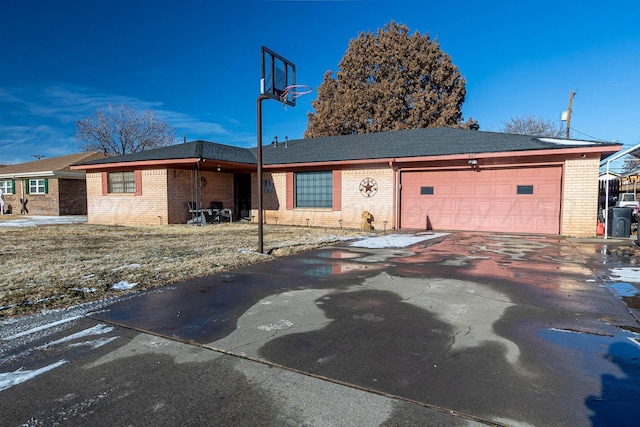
[[256, 94, 269, 253]]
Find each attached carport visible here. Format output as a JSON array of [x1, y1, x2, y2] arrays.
[[400, 165, 562, 234]]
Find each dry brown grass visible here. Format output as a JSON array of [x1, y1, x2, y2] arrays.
[[0, 220, 369, 318]]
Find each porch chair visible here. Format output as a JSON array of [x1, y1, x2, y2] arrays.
[[187, 201, 207, 225], [210, 201, 233, 223]]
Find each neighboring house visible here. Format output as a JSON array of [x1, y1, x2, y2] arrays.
[[71, 128, 621, 237], [620, 170, 640, 194], [0, 152, 106, 216], [598, 170, 621, 210]]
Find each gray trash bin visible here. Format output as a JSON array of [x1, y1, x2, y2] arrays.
[[607, 207, 633, 238]]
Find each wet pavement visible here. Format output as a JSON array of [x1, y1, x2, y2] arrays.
[[1, 232, 639, 426]]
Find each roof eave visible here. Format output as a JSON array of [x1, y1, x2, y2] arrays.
[[264, 145, 621, 168], [71, 158, 203, 170], [0, 170, 85, 179]]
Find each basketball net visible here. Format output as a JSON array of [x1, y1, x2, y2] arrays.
[[280, 85, 313, 109]]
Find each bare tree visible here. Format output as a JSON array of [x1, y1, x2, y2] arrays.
[[75, 104, 176, 155], [305, 22, 468, 138], [622, 155, 640, 173], [501, 115, 563, 138]]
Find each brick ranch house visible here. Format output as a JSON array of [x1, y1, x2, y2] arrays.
[[71, 127, 621, 237], [0, 152, 105, 215]]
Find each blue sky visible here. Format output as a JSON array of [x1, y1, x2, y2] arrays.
[[1, 0, 639, 169]]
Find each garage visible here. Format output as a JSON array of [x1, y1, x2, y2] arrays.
[[400, 166, 562, 234]]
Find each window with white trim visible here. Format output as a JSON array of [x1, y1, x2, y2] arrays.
[[0, 180, 14, 195], [294, 171, 332, 208], [28, 179, 47, 195], [108, 171, 136, 193]]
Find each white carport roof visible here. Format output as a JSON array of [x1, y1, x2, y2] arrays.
[[600, 142, 640, 239]]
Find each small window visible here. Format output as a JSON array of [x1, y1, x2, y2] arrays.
[[0, 180, 14, 195], [517, 185, 534, 195], [108, 171, 136, 193], [420, 186, 434, 195], [28, 179, 47, 195]]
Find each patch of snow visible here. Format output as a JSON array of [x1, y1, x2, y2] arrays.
[[237, 248, 269, 256], [538, 137, 598, 146], [0, 216, 87, 227], [111, 263, 141, 272], [2, 316, 82, 341], [44, 324, 114, 347], [111, 281, 138, 290], [67, 336, 119, 350], [609, 267, 640, 283], [257, 319, 293, 331], [71, 287, 97, 293], [0, 360, 67, 392], [349, 233, 448, 248]]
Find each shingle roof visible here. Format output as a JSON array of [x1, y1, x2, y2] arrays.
[[259, 127, 618, 165], [0, 151, 106, 176], [74, 128, 620, 168], [79, 140, 257, 166]]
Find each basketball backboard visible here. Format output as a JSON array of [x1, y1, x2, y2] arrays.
[[261, 46, 296, 107]]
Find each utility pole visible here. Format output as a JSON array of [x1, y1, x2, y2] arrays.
[[565, 90, 576, 139]]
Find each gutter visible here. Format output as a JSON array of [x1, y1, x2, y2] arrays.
[[0, 171, 86, 179]]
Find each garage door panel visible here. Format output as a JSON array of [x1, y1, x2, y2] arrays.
[[438, 185, 454, 195], [514, 200, 536, 214], [475, 185, 493, 196], [454, 185, 474, 196], [400, 167, 561, 234], [515, 168, 538, 178], [494, 201, 514, 215], [537, 183, 560, 196], [494, 184, 512, 196]]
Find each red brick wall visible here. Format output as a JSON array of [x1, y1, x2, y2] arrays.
[[253, 167, 395, 229], [2, 178, 64, 215], [58, 179, 88, 215], [87, 168, 236, 225], [87, 169, 169, 225]]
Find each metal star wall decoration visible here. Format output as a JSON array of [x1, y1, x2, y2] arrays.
[[359, 178, 378, 197]]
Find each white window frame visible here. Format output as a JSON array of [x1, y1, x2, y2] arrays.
[[29, 179, 46, 195], [0, 180, 13, 195]]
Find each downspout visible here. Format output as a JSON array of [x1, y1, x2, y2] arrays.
[[389, 159, 398, 229], [197, 158, 203, 212], [605, 160, 610, 239]]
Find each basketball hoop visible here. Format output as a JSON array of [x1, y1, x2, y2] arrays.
[[280, 84, 313, 108]]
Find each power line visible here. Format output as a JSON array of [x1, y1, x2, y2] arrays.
[[568, 127, 607, 142]]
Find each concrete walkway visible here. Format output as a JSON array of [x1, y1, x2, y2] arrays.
[[1, 232, 639, 426]]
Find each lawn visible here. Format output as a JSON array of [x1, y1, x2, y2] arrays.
[[0, 219, 368, 318]]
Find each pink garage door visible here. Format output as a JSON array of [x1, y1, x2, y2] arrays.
[[400, 167, 562, 234]]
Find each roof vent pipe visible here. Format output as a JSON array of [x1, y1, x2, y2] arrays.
[[469, 123, 480, 131]]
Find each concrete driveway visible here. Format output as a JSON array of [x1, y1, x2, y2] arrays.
[[1, 232, 639, 426]]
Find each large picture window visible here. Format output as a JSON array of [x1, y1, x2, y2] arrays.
[[108, 171, 136, 193], [0, 180, 14, 194], [295, 171, 333, 208]]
